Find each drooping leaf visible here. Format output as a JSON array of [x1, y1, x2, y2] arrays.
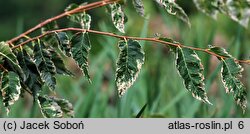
[[0, 42, 25, 80], [155, 0, 191, 27], [132, 0, 145, 17], [116, 39, 145, 96], [65, 3, 92, 29], [33, 42, 56, 90], [175, 47, 211, 104], [17, 50, 43, 97], [193, 0, 250, 27], [38, 95, 74, 118], [70, 33, 91, 82], [110, 3, 126, 33], [223, 0, 250, 28], [55, 32, 72, 57], [41, 21, 59, 47], [1, 71, 21, 114], [208, 46, 232, 58], [49, 50, 73, 76], [193, 0, 223, 19], [80, 13, 91, 30], [38, 96, 63, 118], [221, 58, 247, 111], [53, 97, 74, 118]]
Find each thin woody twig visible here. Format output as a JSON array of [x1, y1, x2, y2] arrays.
[[11, 27, 250, 65], [7, 0, 119, 44]]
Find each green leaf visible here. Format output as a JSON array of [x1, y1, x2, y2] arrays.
[[110, 3, 126, 33], [0, 42, 25, 80], [70, 33, 91, 82], [193, 0, 223, 19], [116, 39, 145, 96], [34, 42, 56, 90], [221, 58, 247, 111], [159, 37, 180, 52], [65, 3, 92, 29], [38, 95, 74, 118], [41, 21, 59, 47], [223, 0, 250, 28], [56, 32, 72, 57], [155, 0, 191, 27], [1, 71, 21, 114], [49, 50, 73, 76], [208, 46, 232, 58], [132, 0, 145, 17], [17, 50, 43, 96], [52, 97, 74, 118], [175, 47, 211, 104], [193, 0, 250, 27]]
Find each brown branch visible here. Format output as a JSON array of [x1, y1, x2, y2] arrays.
[[7, 0, 119, 44], [0, 64, 8, 72], [12, 28, 250, 65]]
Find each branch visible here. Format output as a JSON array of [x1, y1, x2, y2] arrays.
[[6, 0, 120, 44], [0, 64, 8, 72], [12, 28, 250, 65]]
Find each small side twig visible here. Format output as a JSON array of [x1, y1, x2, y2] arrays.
[[7, 0, 120, 44]]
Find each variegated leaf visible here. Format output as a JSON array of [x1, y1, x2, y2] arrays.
[[0, 42, 25, 80], [38, 95, 74, 118], [193, 0, 223, 19], [116, 39, 145, 96], [1, 71, 21, 114], [208, 46, 232, 58], [34, 42, 57, 90], [56, 32, 72, 57], [221, 58, 247, 111], [175, 47, 211, 104], [132, 0, 145, 17], [155, 0, 191, 27], [70, 33, 91, 82], [223, 0, 250, 28], [110, 3, 126, 33]]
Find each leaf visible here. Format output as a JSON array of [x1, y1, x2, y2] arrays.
[[53, 97, 74, 118], [0, 42, 25, 80], [55, 32, 72, 57], [223, 0, 250, 28], [41, 21, 59, 47], [70, 33, 91, 82], [193, 0, 250, 27], [132, 0, 145, 17], [159, 37, 180, 52], [221, 58, 247, 111], [38, 95, 74, 118], [34, 42, 56, 90], [175, 47, 211, 104], [208, 46, 232, 58], [17, 50, 43, 96], [1, 71, 21, 114], [65, 3, 92, 29], [193, 0, 223, 19], [80, 13, 91, 30], [116, 39, 145, 96], [110, 3, 126, 33], [49, 50, 73, 76], [155, 0, 191, 27]]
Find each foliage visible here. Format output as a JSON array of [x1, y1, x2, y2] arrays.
[[0, 0, 249, 118]]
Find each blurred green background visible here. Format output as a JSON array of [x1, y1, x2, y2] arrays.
[[0, 0, 249, 118]]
